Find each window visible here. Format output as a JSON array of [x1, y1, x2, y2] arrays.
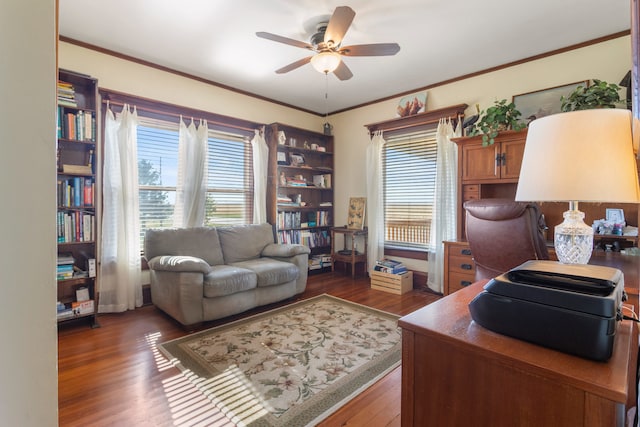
[[138, 118, 179, 247], [137, 117, 253, 250], [382, 127, 437, 251]]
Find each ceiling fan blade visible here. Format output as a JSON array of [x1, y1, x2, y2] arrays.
[[275, 56, 312, 74], [256, 31, 314, 50], [333, 60, 353, 81], [339, 43, 401, 56], [324, 6, 355, 48]]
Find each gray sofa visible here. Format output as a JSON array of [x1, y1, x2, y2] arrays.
[[144, 223, 310, 326]]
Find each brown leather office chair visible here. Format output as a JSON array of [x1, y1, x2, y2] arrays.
[[464, 198, 549, 281]]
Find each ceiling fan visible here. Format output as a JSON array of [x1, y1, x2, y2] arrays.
[[256, 6, 400, 80]]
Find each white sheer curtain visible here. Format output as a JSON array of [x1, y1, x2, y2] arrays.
[[427, 118, 462, 293], [174, 117, 208, 227], [366, 130, 385, 273], [100, 105, 142, 312], [251, 128, 268, 224]]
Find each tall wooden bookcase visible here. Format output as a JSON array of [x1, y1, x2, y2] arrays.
[[266, 123, 334, 271], [56, 69, 99, 327]]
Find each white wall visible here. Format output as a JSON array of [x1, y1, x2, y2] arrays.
[[59, 42, 324, 131], [60, 36, 631, 276], [330, 35, 631, 271], [0, 0, 58, 425]]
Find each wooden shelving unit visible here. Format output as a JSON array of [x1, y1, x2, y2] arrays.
[[56, 69, 99, 328], [266, 123, 334, 271]]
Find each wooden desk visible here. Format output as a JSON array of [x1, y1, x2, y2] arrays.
[[443, 240, 640, 300], [398, 281, 638, 427], [330, 227, 367, 278]]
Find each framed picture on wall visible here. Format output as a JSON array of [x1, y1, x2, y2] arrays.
[[347, 197, 366, 230], [396, 92, 427, 117], [512, 81, 588, 126]]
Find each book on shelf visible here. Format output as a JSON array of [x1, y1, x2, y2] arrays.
[[62, 164, 92, 175], [312, 174, 332, 188], [57, 81, 77, 108], [277, 229, 331, 248], [57, 308, 75, 320], [57, 107, 96, 141], [286, 178, 307, 187], [57, 177, 94, 207], [57, 253, 75, 265], [57, 210, 94, 243]]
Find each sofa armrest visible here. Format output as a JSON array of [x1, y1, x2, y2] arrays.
[[261, 243, 311, 258], [147, 255, 212, 274]]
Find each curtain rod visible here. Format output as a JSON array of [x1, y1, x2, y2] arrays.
[[101, 98, 260, 134]]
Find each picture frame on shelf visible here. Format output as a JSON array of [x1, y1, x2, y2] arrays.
[[396, 92, 427, 117], [606, 208, 625, 224], [290, 153, 305, 166], [277, 151, 288, 165], [512, 81, 588, 126], [347, 197, 366, 230]]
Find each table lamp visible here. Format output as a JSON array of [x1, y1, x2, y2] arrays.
[[515, 109, 640, 264]]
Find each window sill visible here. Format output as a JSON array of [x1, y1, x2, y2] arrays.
[[384, 246, 428, 261]]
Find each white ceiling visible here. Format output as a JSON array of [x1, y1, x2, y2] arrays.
[[59, 0, 631, 115]]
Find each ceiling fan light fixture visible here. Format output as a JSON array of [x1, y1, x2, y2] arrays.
[[311, 51, 341, 74]]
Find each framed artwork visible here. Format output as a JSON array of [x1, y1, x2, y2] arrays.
[[396, 92, 427, 117], [606, 208, 625, 224], [512, 81, 588, 125], [347, 197, 366, 229], [289, 153, 305, 166], [277, 151, 287, 165]]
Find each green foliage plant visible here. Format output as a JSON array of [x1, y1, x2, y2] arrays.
[[469, 99, 525, 146], [560, 79, 622, 112]]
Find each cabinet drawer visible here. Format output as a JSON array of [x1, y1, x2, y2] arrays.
[[448, 272, 476, 294], [449, 254, 475, 274], [462, 184, 480, 201]]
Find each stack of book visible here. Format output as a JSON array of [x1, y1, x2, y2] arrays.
[[374, 258, 408, 274], [57, 301, 74, 320], [286, 177, 307, 187], [309, 255, 323, 271], [57, 80, 77, 107], [57, 253, 75, 280]]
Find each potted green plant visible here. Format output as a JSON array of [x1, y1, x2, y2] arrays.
[[469, 99, 525, 146], [560, 79, 622, 112]]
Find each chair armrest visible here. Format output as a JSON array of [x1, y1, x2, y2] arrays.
[[147, 255, 212, 274], [261, 243, 311, 258]]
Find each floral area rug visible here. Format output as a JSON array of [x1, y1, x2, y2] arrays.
[[158, 294, 401, 426]]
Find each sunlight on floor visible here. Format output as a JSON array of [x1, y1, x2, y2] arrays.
[[145, 331, 269, 426]]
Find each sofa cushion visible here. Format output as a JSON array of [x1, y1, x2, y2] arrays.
[[147, 255, 212, 273], [231, 258, 298, 287], [144, 227, 225, 266], [217, 224, 275, 264], [203, 265, 256, 298]]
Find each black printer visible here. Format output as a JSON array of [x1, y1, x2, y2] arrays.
[[468, 260, 626, 361]]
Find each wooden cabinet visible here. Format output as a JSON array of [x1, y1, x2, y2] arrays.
[[56, 69, 99, 327], [459, 132, 525, 183], [454, 130, 527, 238], [266, 123, 334, 269], [399, 281, 637, 427], [443, 240, 475, 295], [453, 128, 640, 247]]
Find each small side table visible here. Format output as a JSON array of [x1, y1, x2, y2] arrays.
[[331, 227, 368, 279]]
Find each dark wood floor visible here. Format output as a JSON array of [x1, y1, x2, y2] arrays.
[[57, 272, 441, 426]]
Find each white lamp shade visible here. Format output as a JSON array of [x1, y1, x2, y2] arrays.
[[515, 109, 640, 203], [310, 52, 341, 74]]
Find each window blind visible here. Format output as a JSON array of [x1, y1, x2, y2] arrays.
[[382, 127, 438, 251], [137, 116, 253, 250]]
